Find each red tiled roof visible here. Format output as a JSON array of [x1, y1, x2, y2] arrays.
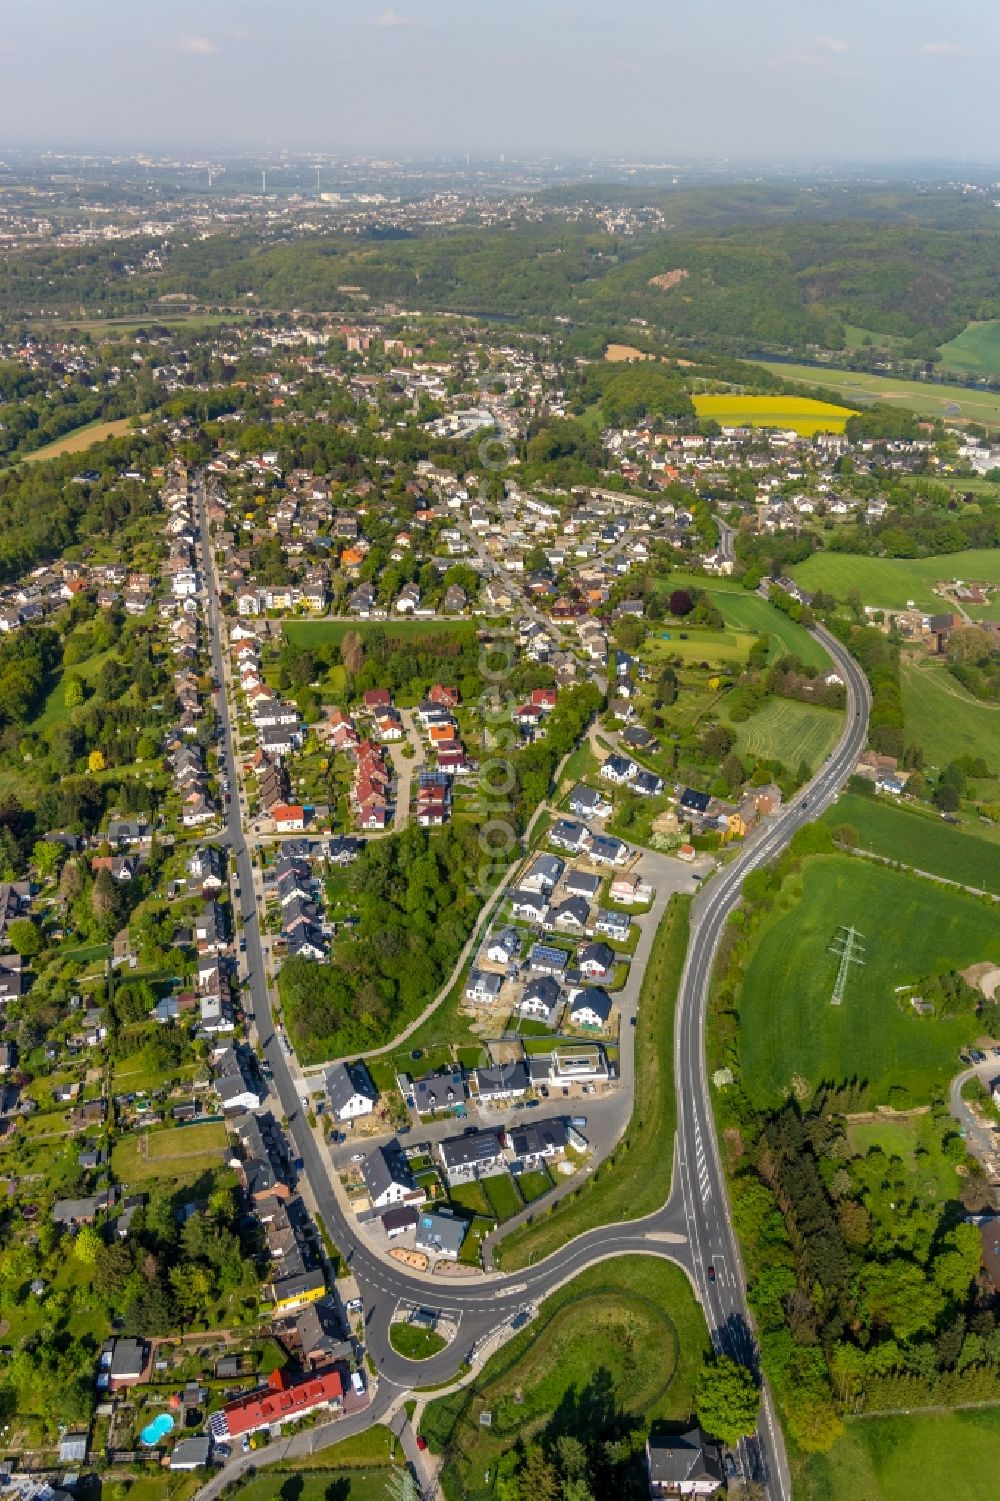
[[221, 1367, 343, 1438]]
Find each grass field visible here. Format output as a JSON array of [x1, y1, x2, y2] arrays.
[[936, 319, 1000, 380], [110, 1122, 229, 1185], [389, 1323, 448, 1360], [797, 1408, 1000, 1501], [693, 392, 855, 435], [21, 416, 142, 464], [790, 548, 1000, 610], [845, 1114, 959, 1207], [823, 792, 1000, 893], [738, 856, 1000, 1107], [496, 897, 689, 1269], [722, 698, 841, 772], [643, 627, 757, 666], [421, 1257, 709, 1501], [283, 618, 476, 649], [481, 1171, 522, 1222], [755, 359, 1000, 428], [228, 1427, 400, 1501], [704, 587, 831, 668], [900, 655, 1000, 773]]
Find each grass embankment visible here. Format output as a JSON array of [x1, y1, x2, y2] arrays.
[[797, 1407, 1000, 1501], [738, 856, 1000, 1108], [790, 549, 1000, 611], [225, 1426, 401, 1501], [421, 1258, 710, 1501], [705, 587, 832, 668], [824, 792, 1000, 895], [495, 895, 689, 1269]]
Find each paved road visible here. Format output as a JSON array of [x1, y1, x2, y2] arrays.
[[199, 480, 870, 1498], [669, 623, 871, 1497], [950, 1061, 1000, 1179]]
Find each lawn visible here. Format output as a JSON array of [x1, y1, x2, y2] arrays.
[[704, 587, 831, 668], [389, 1323, 449, 1360], [111, 1122, 229, 1185], [516, 1167, 554, 1204], [283, 618, 477, 648], [845, 1113, 960, 1208], [448, 1180, 494, 1220], [936, 319, 1000, 379], [797, 1408, 1000, 1501], [692, 392, 855, 434], [738, 856, 1000, 1108], [421, 1257, 710, 1501], [481, 1171, 522, 1222], [900, 655, 1000, 772], [754, 359, 1000, 429], [823, 792, 1000, 894], [496, 896, 689, 1269], [643, 627, 757, 667], [720, 698, 841, 773], [790, 549, 1000, 610]]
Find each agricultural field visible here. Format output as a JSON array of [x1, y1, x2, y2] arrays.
[[823, 792, 1000, 893], [738, 856, 1000, 1108], [935, 319, 1000, 380], [755, 359, 1000, 428], [693, 392, 855, 434], [900, 655, 1000, 776], [110, 1122, 229, 1185], [420, 1257, 709, 1501], [21, 416, 141, 464], [791, 548, 1000, 610], [703, 587, 831, 668], [797, 1407, 1000, 1501], [720, 698, 841, 772]]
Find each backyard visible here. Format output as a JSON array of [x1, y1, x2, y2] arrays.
[[110, 1122, 230, 1185]]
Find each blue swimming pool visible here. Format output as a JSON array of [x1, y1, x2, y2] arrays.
[[139, 1413, 175, 1446]]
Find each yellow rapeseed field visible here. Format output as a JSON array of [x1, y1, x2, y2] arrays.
[[693, 393, 855, 435]]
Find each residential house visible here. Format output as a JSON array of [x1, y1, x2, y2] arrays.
[[324, 1060, 378, 1122], [361, 1142, 420, 1210], [645, 1430, 722, 1498], [465, 969, 504, 1006], [569, 987, 613, 1029]]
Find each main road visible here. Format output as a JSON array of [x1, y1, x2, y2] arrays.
[[197, 482, 870, 1495]]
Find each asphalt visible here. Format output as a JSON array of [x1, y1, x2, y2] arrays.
[[197, 481, 871, 1499]]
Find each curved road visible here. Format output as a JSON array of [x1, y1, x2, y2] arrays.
[[198, 484, 870, 1496]]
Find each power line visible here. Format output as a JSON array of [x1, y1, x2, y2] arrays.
[[828, 925, 865, 1006]]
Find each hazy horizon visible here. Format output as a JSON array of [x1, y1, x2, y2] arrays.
[[2, 0, 999, 162]]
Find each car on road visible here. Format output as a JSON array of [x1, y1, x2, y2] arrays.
[[416, 1436, 428, 1452], [707, 1264, 716, 1283], [350, 1152, 365, 1163]]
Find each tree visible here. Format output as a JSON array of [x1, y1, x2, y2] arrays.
[[934, 781, 959, 812], [32, 839, 63, 880], [340, 630, 364, 677], [88, 748, 105, 773], [668, 588, 694, 617], [74, 1224, 101, 1268], [696, 1356, 761, 1446], [59, 857, 83, 904], [5, 918, 41, 958], [63, 676, 84, 709]]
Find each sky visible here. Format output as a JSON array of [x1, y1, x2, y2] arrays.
[[1, 0, 998, 162]]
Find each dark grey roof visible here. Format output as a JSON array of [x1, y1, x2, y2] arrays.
[[570, 986, 613, 1024], [415, 1208, 467, 1257], [439, 1128, 506, 1169], [646, 1430, 722, 1488], [361, 1142, 414, 1201]]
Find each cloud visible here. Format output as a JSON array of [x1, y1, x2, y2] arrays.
[[920, 41, 964, 56], [608, 60, 643, 75], [816, 35, 849, 54], [179, 35, 218, 56], [368, 8, 417, 27]]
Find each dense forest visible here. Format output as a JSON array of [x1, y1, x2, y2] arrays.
[[6, 186, 1000, 356]]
